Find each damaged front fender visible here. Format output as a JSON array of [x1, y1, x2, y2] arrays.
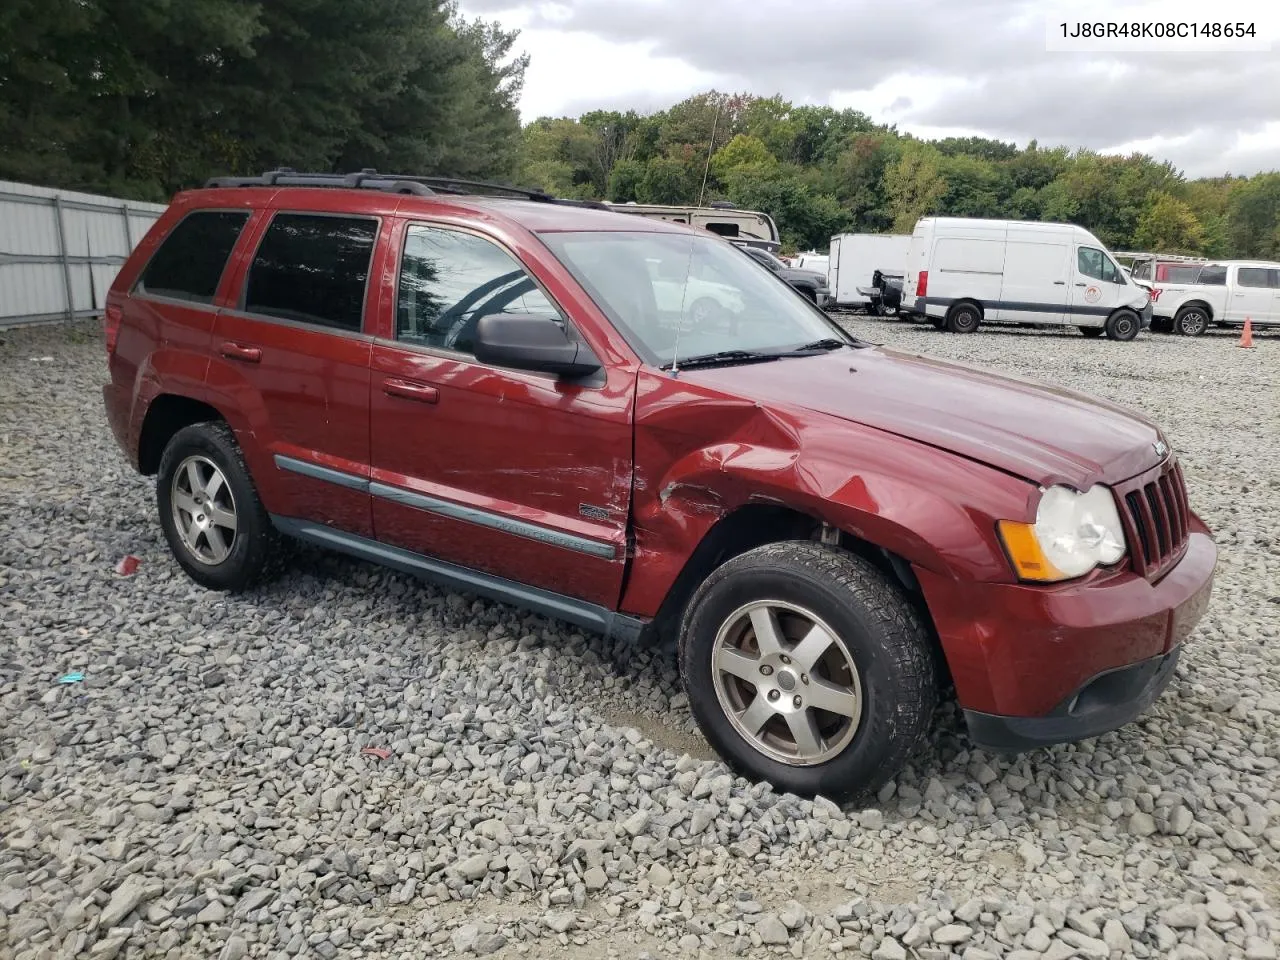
[[619, 369, 1037, 619]]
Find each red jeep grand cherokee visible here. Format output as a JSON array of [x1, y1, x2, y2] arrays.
[[103, 170, 1216, 799]]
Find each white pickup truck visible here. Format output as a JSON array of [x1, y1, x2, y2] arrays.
[[1149, 260, 1280, 336]]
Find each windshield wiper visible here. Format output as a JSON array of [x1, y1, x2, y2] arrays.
[[662, 349, 784, 371], [786, 338, 849, 353]]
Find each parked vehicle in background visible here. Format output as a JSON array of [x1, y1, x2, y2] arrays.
[[856, 269, 905, 316], [604, 201, 781, 252], [102, 169, 1215, 800], [829, 233, 912, 308], [900, 217, 1153, 340], [1125, 256, 1210, 331], [1146, 260, 1280, 336], [735, 243, 831, 307], [792, 251, 830, 277]]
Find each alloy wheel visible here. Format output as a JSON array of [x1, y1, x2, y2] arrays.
[[711, 600, 863, 766], [170, 455, 238, 565]]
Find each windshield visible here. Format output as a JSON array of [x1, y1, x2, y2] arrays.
[[540, 231, 851, 367]]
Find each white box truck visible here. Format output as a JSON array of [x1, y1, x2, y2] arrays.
[[829, 233, 912, 308], [899, 217, 1153, 340]]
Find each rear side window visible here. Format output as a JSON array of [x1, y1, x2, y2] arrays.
[[396, 225, 561, 354], [244, 214, 378, 331], [1197, 264, 1227, 285], [137, 211, 250, 303], [1237, 267, 1271, 288]]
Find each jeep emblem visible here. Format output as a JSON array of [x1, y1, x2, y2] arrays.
[[1153, 440, 1169, 459]]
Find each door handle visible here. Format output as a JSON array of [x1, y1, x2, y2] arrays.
[[383, 378, 439, 404], [1074, 282, 1087, 287], [219, 341, 261, 363], [1053, 281, 1066, 285]]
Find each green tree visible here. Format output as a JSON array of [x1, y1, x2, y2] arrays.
[[1225, 173, 1280, 258], [723, 166, 848, 251], [1133, 193, 1206, 254], [638, 154, 698, 204], [607, 158, 645, 202], [710, 133, 777, 180], [938, 154, 1011, 218], [885, 144, 946, 232]]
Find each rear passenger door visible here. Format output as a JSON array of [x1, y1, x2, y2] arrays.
[[367, 221, 634, 608], [206, 211, 383, 538], [1226, 266, 1275, 323]]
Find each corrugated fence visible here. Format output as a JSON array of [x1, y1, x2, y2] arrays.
[[0, 180, 167, 329]]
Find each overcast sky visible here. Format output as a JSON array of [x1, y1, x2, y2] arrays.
[[459, 0, 1280, 179]]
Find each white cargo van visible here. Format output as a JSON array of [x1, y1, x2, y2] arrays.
[[829, 233, 912, 307], [900, 218, 1153, 340]]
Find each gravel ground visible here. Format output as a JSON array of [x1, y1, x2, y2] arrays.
[[1, 318, 1278, 960]]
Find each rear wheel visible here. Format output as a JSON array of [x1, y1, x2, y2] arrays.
[[1079, 326, 1104, 338], [679, 541, 937, 800], [945, 302, 981, 334], [157, 422, 281, 591], [1175, 305, 1210, 337], [1105, 309, 1140, 341]]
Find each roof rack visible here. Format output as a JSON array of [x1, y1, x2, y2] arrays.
[[1112, 251, 1208, 263], [203, 169, 610, 209]]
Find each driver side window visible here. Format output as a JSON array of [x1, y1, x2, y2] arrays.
[[396, 225, 562, 354], [1077, 246, 1121, 283]]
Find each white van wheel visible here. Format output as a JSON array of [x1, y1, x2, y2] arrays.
[[945, 302, 981, 334], [1105, 309, 1140, 341]]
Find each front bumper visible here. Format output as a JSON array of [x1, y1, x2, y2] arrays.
[[916, 524, 1215, 748], [964, 647, 1180, 752], [814, 290, 832, 309]]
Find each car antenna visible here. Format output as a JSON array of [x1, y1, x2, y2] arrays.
[[668, 237, 698, 378]]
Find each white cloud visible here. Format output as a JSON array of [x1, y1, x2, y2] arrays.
[[461, 0, 1280, 177]]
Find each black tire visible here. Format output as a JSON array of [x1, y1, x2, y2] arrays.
[[1104, 309, 1140, 341], [945, 302, 981, 334], [678, 541, 938, 800], [157, 421, 281, 591], [1079, 326, 1105, 338], [1174, 304, 1210, 337]]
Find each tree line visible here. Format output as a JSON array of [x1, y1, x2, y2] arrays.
[[519, 92, 1280, 258], [0, 0, 526, 202]]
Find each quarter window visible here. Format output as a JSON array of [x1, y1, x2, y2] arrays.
[[244, 214, 377, 331], [1077, 247, 1122, 283], [138, 211, 250, 303], [396, 226, 561, 354]]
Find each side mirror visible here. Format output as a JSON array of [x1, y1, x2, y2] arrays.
[[474, 314, 601, 379]]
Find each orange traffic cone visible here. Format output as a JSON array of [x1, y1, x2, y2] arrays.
[[1238, 317, 1255, 349]]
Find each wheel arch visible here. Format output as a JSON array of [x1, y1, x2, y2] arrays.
[[138, 394, 227, 475], [1175, 299, 1214, 321]]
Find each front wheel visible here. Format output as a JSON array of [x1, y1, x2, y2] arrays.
[[1174, 305, 1209, 337], [1105, 309, 1140, 341], [679, 542, 938, 800]]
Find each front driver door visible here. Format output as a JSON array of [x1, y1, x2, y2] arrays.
[[1071, 246, 1126, 321], [368, 221, 634, 608]]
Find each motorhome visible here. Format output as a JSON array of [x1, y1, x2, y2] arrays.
[[829, 233, 912, 307], [604, 202, 780, 251], [900, 217, 1152, 340]]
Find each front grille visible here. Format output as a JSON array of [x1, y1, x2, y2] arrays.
[[1115, 458, 1190, 580]]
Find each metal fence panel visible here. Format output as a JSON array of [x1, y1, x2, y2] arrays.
[[0, 180, 168, 328]]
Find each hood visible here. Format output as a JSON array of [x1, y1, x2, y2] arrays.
[[685, 347, 1165, 488]]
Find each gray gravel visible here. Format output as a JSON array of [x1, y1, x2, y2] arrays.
[[1, 318, 1277, 960]]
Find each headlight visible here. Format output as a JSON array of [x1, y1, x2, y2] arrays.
[[998, 485, 1126, 582]]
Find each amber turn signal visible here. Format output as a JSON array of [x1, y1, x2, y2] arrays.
[[997, 520, 1068, 583]]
